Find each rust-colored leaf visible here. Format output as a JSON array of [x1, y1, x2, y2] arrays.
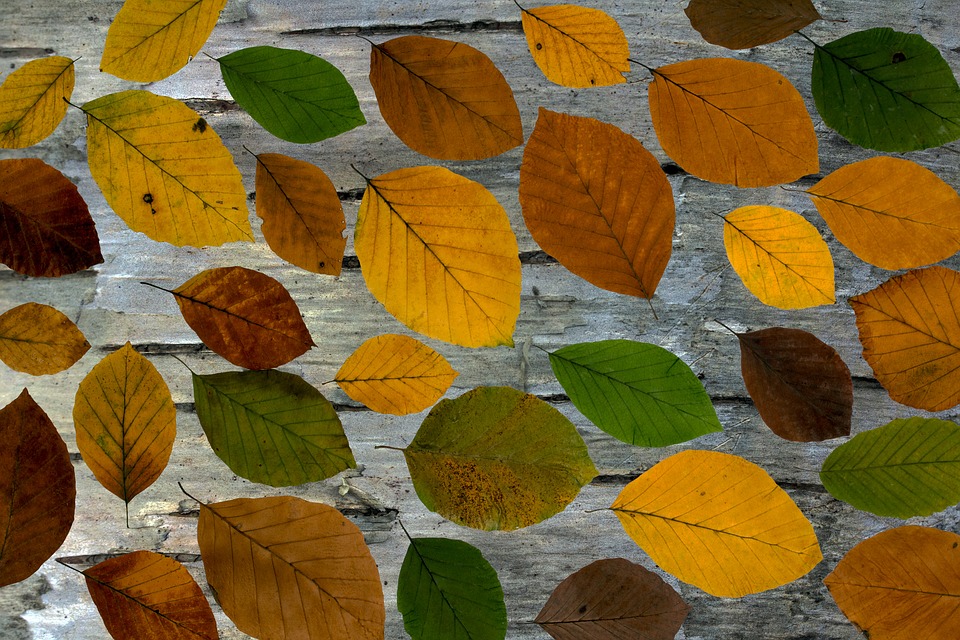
[[519, 108, 674, 298], [0, 56, 74, 148], [0, 158, 102, 277], [684, 0, 821, 49], [0, 390, 75, 587], [0, 302, 89, 375]]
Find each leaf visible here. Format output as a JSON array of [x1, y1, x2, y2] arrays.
[[535, 558, 690, 640], [100, 0, 227, 82], [73, 343, 175, 521], [649, 58, 818, 187], [611, 449, 822, 597], [812, 27, 960, 152], [519, 4, 629, 87], [0, 56, 74, 148], [807, 156, 960, 270], [825, 526, 960, 639], [684, 0, 821, 49], [167, 266, 315, 370], [83, 550, 217, 640], [0, 157, 103, 277], [736, 327, 852, 442], [198, 495, 384, 639], [83, 90, 252, 247], [0, 302, 90, 375], [402, 386, 597, 530], [397, 535, 506, 640], [850, 266, 960, 411], [369, 35, 523, 160], [220, 46, 365, 144], [355, 166, 521, 348], [519, 108, 674, 298], [821, 417, 960, 518], [192, 369, 355, 486], [335, 334, 458, 415], [548, 339, 722, 447], [0, 390, 75, 587], [254, 152, 346, 275], [723, 205, 835, 309]]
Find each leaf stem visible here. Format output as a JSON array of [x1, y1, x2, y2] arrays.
[[626, 57, 656, 75], [54, 557, 85, 575], [712, 320, 739, 336], [140, 280, 174, 294], [396, 518, 413, 542], [241, 144, 257, 157], [349, 163, 371, 183], [178, 482, 203, 505], [793, 30, 821, 50], [583, 507, 609, 514], [167, 354, 196, 375]]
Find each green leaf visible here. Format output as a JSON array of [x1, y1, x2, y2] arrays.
[[820, 417, 960, 518], [549, 340, 722, 447], [403, 386, 597, 531], [812, 27, 960, 151], [398, 535, 507, 640], [218, 46, 365, 144], [192, 369, 355, 486]]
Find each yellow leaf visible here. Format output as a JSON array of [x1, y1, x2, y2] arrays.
[[0, 303, 89, 375], [369, 35, 523, 160], [519, 4, 629, 87], [649, 58, 818, 187], [0, 56, 74, 148], [807, 156, 960, 270], [83, 90, 252, 247], [100, 0, 227, 82], [355, 166, 521, 348], [723, 205, 834, 309], [336, 334, 458, 415], [611, 449, 822, 597]]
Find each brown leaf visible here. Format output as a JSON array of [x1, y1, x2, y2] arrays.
[[84, 550, 217, 640], [0, 158, 102, 276], [684, 0, 821, 49], [536, 558, 690, 640], [0, 390, 75, 587], [0, 302, 89, 375], [198, 495, 384, 639], [736, 327, 852, 441]]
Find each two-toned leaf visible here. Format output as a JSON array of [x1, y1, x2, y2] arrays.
[[612, 449, 822, 597], [684, 0, 821, 49], [403, 386, 597, 530], [335, 334, 458, 415], [850, 266, 960, 411], [83, 90, 252, 247], [0, 303, 89, 375], [0, 390, 75, 587], [0, 158, 102, 277], [519, 109, 674, 298], [198, 495, 384, 639], [192, 369, 355, 486], [549, 340, 722, 447], [0, 56, 74, 148], [355, 166, 521, 348]]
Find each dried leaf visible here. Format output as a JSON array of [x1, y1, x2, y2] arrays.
[[0, 302, 89, 375], [649, 58, 818, 187], [355, 166, 521, 348], [850, 266, 960, 411], [198, 495, 384, 639], [684, 0, 821, 49], [369, 35, 523, 160], [612, 449, 822, 597], [335, 334, 458, 415], [0, 158, 102, 277], [0, 56, 74, 148], [519, 108, 674, 298], [0, 390, 75, 587]]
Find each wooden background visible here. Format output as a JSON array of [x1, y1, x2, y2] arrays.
[[2, 0, 960, 638]]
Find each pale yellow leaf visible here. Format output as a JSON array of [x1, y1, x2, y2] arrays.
[[0, 56, 74, 148]]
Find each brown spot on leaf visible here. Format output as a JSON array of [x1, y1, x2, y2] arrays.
[[193, 118, 207, 134], [892, 51, 907, 63], [536, 43, 543, 50], [142, 193, 153, 204]]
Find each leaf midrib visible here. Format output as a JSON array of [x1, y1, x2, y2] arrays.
[[520, 6, 624, 74], [104, 0, 206, 68], [0, 60, 72, 141]]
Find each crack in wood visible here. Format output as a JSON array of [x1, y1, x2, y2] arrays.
[[280, 19, 523, 37]]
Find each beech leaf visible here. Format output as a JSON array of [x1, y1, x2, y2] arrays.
[[684, 0, 821, 49], [0, 56, 74, 148], [0, 302, 89, 375]]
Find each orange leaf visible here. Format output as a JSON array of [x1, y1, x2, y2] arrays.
[[519, 108, 674, 298], [369, 35, 523, 160], [850, 266, 960, 411], [336, 334, 458, 415], [198, 495, 384, 639], [649, 58, 818, 187], [807, 156, 960, 270], [520, 4, 629, 87], [684, 0, 821, 49], [825, 526, 960, 639], [0, 56, 74, 148], [0, 158, 102, 277], [0, 302, 89, 375], [83, 550, 217, 640], [167, 266, 315, 369], [0, 390, 75, 587], [255, 152, 346, 275]]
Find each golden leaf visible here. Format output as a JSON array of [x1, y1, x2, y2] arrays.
[[0, 56, 74, 148], [0, 302, 89, 375]]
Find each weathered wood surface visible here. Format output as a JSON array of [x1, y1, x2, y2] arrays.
[[2, 0, 960, 638]]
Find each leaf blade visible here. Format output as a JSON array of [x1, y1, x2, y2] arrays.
[[0, 302, 89, 375], [684, 0, 821, 49], [0, 56, 74, 148]]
